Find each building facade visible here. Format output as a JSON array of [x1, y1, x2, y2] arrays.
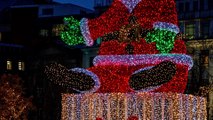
[[0, 0, 95, 119], [0, 43, 26, 75], [176, 0, 213, 119]]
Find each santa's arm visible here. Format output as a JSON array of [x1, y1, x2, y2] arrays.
[[153, 0, 179, 34], [145, 0, 180, 53], [80, 0, 128, 46]]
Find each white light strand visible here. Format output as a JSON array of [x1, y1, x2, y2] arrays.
[[93, 54, 193, 70], [80, 18, 94, 46], [153, 22, 180, 34], [62, 93, 207, 120]]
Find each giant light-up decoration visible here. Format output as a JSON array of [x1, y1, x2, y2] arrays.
[[45, 0, 207, 119]]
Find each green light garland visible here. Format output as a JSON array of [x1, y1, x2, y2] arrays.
[[60, 17, 84, 46], [145, 29, 176, 53]]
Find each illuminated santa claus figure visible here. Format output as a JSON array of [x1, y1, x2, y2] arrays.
[[45, 0, 193, 97], [44, 0, 202, 119]]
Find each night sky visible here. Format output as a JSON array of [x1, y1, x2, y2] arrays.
[[53, 0, 94, 10]]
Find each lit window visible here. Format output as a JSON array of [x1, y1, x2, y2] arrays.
[[18, 61, 25, 71], [185, 23, 195, 39], [201, 50, 209, 68], [52, 24, 64, 36], [7, 61, 12, 70], [40, 29, 48, 36], [204, 56, 209, 64]]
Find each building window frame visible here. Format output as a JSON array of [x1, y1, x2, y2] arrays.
[[199, 0, 205, 10], [89, 56, 95, 67], [193, 0, 198, 11], [207, 0, 213, 10], [200, 20, 210, 38], [185, 2, 190, 12], [39, 29, 49, 37], [6, 60, 12, 70], [0, 32, 2, 41], [42, 8, 53, 15], [185, 22, 195, 39], [179, 21, 185, 34], [178, 2, 184, 12], [18, 61, 25, 71]]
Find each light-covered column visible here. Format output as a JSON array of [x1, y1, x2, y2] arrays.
[[208, 50, 213, 120]]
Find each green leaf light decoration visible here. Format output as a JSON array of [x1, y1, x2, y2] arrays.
[[60, 17, 84, 46], [145, 29, 176, 53]]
